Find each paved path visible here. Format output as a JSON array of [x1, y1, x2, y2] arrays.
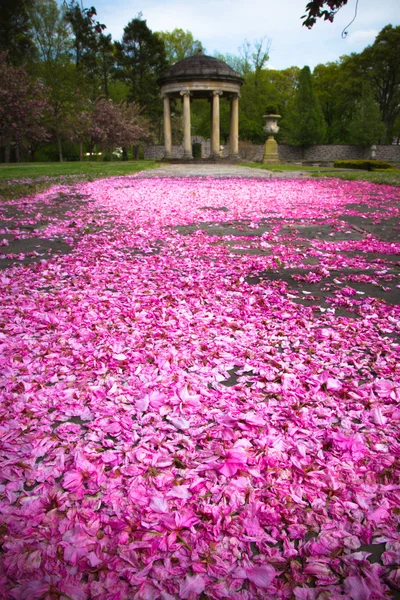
[[136, 163, 311, 179]]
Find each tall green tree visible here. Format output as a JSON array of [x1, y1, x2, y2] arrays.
[[157, 29, 204, 65], [216, 37, 270, 79], [64, 1, 105, 68], [30, 0, 87, 161], [236, 68, 298, 143], [30, 0, 71, 63], [283, 65, 326, 146], [96, 32, 114, 97], [359, 25, 400, 143], [115, 17, 167, 127], [213, 51, 248, 76], [313, 60, 359, 143], [239, 37, 270, 83], [264, 67, 300, 114], [64, 1, 112, 98], [0, 0, 36, 65], [347, 84, 385, 145]]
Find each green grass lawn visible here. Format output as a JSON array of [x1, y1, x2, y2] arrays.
[[240, 161, 400, 186], [0, 160, 159, 200], [0, 160, 159, 180], [317, 170, 400, 186]]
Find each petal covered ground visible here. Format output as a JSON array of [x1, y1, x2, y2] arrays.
[[0, 176, 400, 600]]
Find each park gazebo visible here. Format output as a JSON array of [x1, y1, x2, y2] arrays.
[[157, 51, 244, 160]]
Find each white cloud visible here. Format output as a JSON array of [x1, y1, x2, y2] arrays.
[[92, 0, 399, 69], [345, 29, 379, 45]]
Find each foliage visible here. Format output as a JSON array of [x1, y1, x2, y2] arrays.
[[347, 85, 385, 146], [358, 25, 400, 143], [213, 52, 248, 76], [301, 0, 349, 28], [96, 32, 115, 97], [115, 17, 167, 124], [0, 1, 396, 161], [313, 61, 355, 143], [0, 52, 48, 161], [88, 98, 150, 151], [29, 0, 71, 63], [64, 1, 113, 98], [238, 68, 298, 144], [190, 98, 230, 142], [64, 1, 105, 67], [0, 0, 36, 64], [239, 37, 271, 80], [283, 66, 326, 147], [333, 159, 394, 171], [29, 0, 84, 162], [215, 37, 270, 78], [189, 64, 299, 144], [265, 105, 280, 115], [157, 28, 204, 65]]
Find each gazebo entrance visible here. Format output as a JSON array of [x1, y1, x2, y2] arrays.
[[158, 51, 244, 160]]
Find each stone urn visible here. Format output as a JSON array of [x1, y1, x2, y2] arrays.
[[263, 114, 281, 165]]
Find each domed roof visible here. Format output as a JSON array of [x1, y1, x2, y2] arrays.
[[158, 51, 244, 86]]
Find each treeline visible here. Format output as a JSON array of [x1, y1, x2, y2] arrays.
[[0, 0, 399, 162], [211, 25, 400, 147], [0, 0, 179, 162]]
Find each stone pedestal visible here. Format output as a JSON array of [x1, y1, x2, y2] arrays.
[[263, 136, 280, 164], [263, 114, 281, 165]]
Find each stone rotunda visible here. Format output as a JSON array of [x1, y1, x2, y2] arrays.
[[157, 51, 244, 160]]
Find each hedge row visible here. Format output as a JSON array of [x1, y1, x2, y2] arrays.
[[333, 160, 394, 171]]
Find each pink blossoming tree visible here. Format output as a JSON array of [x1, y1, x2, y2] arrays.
[[0, 53, 48, 162]]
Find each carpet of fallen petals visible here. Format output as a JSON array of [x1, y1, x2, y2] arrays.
[[0, 176, 400, 600]]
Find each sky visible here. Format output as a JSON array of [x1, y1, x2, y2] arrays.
[[91, 0, 399, 70]]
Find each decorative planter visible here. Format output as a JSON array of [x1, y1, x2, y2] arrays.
[[263, 114, 281, 165]]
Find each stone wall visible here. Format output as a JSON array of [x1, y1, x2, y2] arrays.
[[300, 145, 366, 161], [240, 144, 400, 163], [144, 143, 400, 163], [144, 140, 226, 160]]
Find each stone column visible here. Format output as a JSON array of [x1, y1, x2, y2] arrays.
[[209, 99, 213, 157], [229, 93, 239, 158], [180, 90, 192, 159], [163, 94, 172, 159], [211, 91, 222, 158]]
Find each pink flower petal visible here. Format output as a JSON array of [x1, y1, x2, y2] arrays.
[[246, 564, 276, 588]]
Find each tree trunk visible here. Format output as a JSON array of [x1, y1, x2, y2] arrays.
[[122, 147, 128, 161], [15, 144, 20, 163], [5, 141, 10, 164], [79, 141, 83, 161], [133, 145, 140, 160], [57, 134, 63, 162]]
